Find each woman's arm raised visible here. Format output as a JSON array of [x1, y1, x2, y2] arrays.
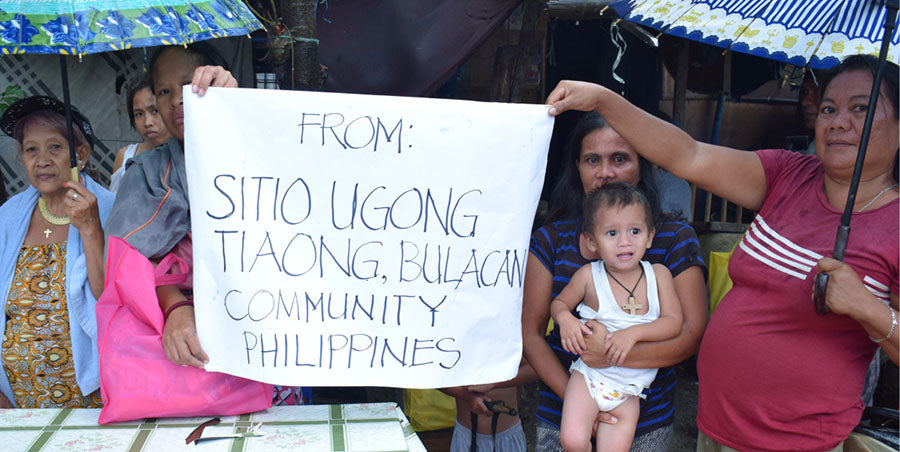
[[547, 80, 768, 211]]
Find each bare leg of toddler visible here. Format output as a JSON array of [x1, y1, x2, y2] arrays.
[[560, 370, 640, 452], [560, 370, 600, 452], [595, 396, 639, 452]]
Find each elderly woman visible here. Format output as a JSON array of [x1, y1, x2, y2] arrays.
[[0, 97, 114, 408], [522, 112, 708, 451], [547, 55, 898, 451]]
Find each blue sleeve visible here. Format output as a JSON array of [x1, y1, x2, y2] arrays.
[[661, 221, 706, 279], [529, 225, 554, 273]]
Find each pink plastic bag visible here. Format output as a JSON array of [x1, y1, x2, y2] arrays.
[[96, 236, 272, 424]]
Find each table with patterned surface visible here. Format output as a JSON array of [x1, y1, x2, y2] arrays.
[[0, 402, 425, 452]]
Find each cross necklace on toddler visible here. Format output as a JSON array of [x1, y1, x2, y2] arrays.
[[608, 265, 645, 315]]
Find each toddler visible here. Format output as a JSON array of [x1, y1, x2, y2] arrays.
[[550, 182, 682, 452]]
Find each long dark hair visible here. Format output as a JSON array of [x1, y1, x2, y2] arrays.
[[125, 75, 151, 130], [822, 54, 899, 182], [547, 111, 663, 227]]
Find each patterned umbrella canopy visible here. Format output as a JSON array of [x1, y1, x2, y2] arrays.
[[0, 1, 262, 178], [610, 0, 899, 69], [0, 0, 262, 55]]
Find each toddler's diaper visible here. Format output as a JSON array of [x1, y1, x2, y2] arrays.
[[570, 359, 644, 412]]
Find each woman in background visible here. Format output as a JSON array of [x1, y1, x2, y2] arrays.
[[108, 76, 170, 193]]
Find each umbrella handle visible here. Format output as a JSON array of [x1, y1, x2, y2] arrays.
[[58, 55, 79, 170], [815, 0, 898, 315], [813, 273, 830, 315], [58, 56, 81, 184], [814, 225, 850, 315]]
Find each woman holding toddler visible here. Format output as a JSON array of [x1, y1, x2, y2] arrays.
[[523, 112, 707, 451]]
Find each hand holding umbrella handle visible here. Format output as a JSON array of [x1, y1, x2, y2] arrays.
[[814, 225, 851, 315]]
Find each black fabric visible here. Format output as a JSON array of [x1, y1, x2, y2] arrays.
[[0, 95, 95, 149], [469, 406, 505, 452], [470, 411, 478, 452], [317, 0, 520, 96]]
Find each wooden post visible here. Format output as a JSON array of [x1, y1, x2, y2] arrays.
[[282, 0, 324, 90], [511, 0, 546, 102], [490, 46, 519, 102], [672, 40, 688, 127], [719, 52, 731, 222]]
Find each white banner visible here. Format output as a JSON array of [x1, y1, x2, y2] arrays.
[[184, 87, 552, 387]]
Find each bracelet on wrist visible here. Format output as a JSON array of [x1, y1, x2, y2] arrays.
[[870, 303, 897, 344], [164, 300, 194, 321]]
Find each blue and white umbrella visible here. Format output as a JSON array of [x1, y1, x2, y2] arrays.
[[610, 0, 899, 69]]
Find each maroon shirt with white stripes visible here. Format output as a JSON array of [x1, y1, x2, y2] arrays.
[[697, 149, 898, 452]]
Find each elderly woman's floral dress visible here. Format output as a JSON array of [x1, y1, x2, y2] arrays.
[[2, 242, 101, 408]]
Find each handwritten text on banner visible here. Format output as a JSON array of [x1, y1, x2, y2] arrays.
[[184, 87, 553, 387]]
